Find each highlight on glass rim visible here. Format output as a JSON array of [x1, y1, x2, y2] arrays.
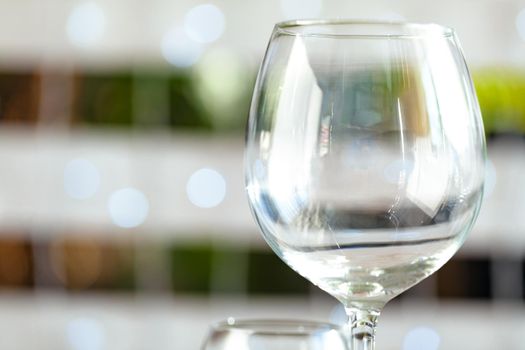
[[0, 1, 523, 349]]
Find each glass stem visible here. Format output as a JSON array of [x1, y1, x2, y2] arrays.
[[345, 305, 381, 350]]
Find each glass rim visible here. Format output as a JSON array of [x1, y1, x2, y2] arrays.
[[274, 19, 455, 39], [210, 318, 343, 336]]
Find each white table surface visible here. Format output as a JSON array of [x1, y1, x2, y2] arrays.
[[0, 292, 522, 350]]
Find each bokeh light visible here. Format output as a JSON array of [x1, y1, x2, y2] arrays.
[[66, 317, 105, 350], [184, 4, 225, 44], [108, 188, 149, 228], [161, 26, 204, 68], [193, 48, 250, 128], [516, 8, 525, 41], [66, 2, 106, 48], [186, 168, 226, 208], [403, 326, 441, 350], [64, 158, 101, 200], [280, 0, 322, 20]]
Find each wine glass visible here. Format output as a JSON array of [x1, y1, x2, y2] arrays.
[[245, 20, 485, 350], [202, 319, 348, 350]]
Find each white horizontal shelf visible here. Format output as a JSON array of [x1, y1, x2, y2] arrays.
[[0, 128, 522, 255], [0, 128, 257, 242]]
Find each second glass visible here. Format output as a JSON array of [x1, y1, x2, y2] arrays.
[[202, 319, 348, 350]]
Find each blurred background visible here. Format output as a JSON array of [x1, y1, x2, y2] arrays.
[[0, 0, 524, 349]]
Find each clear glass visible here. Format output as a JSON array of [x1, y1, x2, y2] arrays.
[[245, 20, 485, 350], [202, 319, 348, 350]]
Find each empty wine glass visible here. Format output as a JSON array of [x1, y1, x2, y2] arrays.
[[245, 20, 485, 350], [202, 319, 348, 350]]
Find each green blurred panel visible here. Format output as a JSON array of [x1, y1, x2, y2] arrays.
[[133, 71, 171, 128], [170, 245, 212, 293], [168, 75, 212, 130], [210, 248, 248, 294], [76, 72, 134, 126], [248, 250, 309, 295], [473, 69, 525, 135]]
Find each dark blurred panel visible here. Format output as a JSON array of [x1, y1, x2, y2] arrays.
[[170, 244, 212, 293], [0, 234, 521, 303], [397, 273, 438, 301], [0, 71, 40, 124], [50, 236, 135, 292], [248, 250, 310, 295], [38, 70, 76, 125], [32, 238, 65, 288], [489, 258, 523, 300], [168, 75, 211, 130], [522, 260, 525, 302], [0, 237, 33, 289], [133, 71, 171, 128], [209, 247, 248, 294], [74, 72, 134, 126], [95, 242, 135, 291], [437, 258, 492, 299]]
